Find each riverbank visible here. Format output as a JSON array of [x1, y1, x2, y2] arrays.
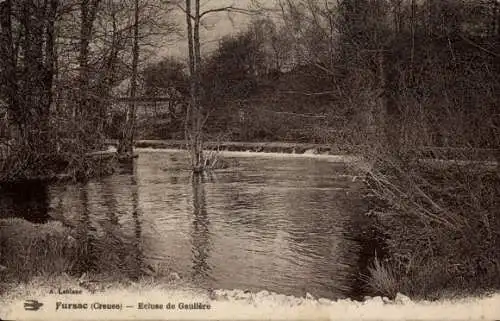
[[0, 148, 119, 185], [1, 276, 499, 320]]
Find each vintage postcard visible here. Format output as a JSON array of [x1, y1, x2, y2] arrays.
[[1, 0, 499, 320]]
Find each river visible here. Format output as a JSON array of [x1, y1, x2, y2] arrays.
[[0, 149, 379, 301]]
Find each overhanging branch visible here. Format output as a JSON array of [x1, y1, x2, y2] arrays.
[[199, 6, 261, 19], [176, 3, 262, 20]]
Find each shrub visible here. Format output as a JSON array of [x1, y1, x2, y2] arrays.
[[364, 148, 500, 299]]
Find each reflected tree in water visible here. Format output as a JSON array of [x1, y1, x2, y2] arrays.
[[190, 173, 212, 285], [101, 177, 119, 226], [74, 183, 98, 275], [71, 159, 143, 281], [124, 158, 143, 281]]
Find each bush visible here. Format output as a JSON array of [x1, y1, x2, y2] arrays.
[[0, 114, 116, 183], [364, 149, 500, 299]]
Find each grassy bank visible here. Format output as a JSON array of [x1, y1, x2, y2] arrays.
[[0, 217, 179, 294], [363, 151, 500, 300], [0, 218, 77, 284], [1, 122, 119, 183]]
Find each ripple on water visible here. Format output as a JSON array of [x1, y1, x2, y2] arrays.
[[1, 150, 371, 300]]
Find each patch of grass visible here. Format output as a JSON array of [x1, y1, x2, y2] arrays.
[[0, 217, 170, 292], [366, 256, 399, 298], [0, 272, 194, 304], [0, 218, 77, 283]]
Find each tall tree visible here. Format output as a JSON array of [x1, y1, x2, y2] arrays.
[[184, 0, 203, 171], [1, 0, 58, 150], [118, 0, 140, 156], [182, 0, 260, 172], [78, 0, 101, 145], [0, 0, 18, 128]]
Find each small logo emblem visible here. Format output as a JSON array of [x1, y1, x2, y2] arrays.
[[24, 300, 43, 311]]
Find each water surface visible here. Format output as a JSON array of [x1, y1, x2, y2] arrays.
[[0, 150, 373, 300]]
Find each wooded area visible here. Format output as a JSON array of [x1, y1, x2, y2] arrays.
[[139, 0, 500, 156], [1, 0, 498, 178], [0, 0, 174, 181]]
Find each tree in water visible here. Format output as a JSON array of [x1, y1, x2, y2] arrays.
[[183, 0, 205, 172], [182, 0, 261, 172]]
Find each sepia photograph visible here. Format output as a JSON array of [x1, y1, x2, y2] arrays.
[[0, 0, 499, 319]]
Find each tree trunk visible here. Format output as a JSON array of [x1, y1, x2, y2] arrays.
[[184, 0, 206, 171], [79, 0, 91, 123], [192, 0, 203, 169], [95, 13, 122, 141], [40, 0, 58, 151], [16, 0, 57, 151], [493, 0, 500, 37], [78, 0, 100, 145], [0, 0, 20, 128], [118, 0, 140, 157]]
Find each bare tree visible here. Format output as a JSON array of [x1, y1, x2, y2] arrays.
[[0, 0, 18, 129], [0, 0, 58, 149], [181, 0, 261, 172], [184, 0, 202, 171], [78, 0, 101, 146], [117, 0, 140, 156], [59, 0, 177, 151]]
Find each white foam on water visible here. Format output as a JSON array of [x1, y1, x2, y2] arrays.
[[135, 147, 360, 163]]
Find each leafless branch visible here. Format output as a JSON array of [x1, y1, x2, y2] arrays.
[[199, 6, 261, 19], [459, 34, 499, 58]]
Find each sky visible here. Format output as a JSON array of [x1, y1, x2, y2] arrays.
[[156, 0, 276, 61]]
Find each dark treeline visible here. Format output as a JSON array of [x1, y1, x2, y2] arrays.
[[0, 0, 174, 181], [2, 0, 498, 171], [138, 0, 499, 151]]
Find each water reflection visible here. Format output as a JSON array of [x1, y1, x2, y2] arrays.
[[0, 180, 50, 223], [62, 160, 144, 279], [0, 151, 375, 300], [75, 183, 98, 274], [128, 159, 143, 281], [190, 173, 212, 284]]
